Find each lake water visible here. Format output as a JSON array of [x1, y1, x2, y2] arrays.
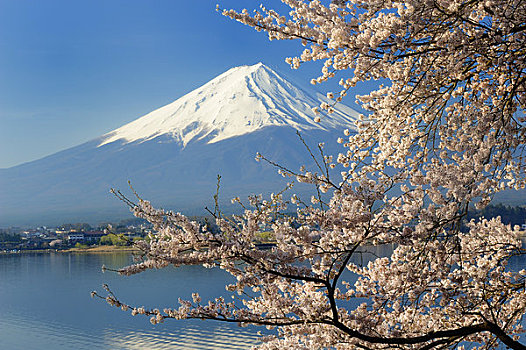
[[1, 249, 525, 350], [0, 252, 260, 350]]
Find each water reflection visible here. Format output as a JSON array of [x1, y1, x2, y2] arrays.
[[0, 252, 260, 350], [0, 308, 259, 350], [105, 326, 259, 350], [1, 248, 525, 349]]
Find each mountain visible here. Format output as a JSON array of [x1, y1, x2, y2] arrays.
[[0, 63, 360, 227]]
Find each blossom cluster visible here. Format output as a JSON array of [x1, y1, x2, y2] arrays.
[[96, 1, 526, 349]]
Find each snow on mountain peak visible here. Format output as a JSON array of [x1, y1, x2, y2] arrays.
[[98, 63, 360, 147]]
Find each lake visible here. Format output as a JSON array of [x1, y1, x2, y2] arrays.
[[0, 252, 260, 350], [1, 248, 525, 349]]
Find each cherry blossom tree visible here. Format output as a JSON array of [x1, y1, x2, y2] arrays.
[[94, 1, 526, 349]]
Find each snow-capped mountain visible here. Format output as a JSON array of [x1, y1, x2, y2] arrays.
[[0, 63, 360, 226], [99, 63, 358, 147]]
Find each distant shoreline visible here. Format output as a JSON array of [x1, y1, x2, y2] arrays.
[[1, 245, 140, 255], [65, 245, 140, 253]]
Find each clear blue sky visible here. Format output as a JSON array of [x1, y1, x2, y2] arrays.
[[0, 0, 370, 168]]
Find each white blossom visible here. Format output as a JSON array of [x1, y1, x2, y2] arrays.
[[96, 1, 526, 349]]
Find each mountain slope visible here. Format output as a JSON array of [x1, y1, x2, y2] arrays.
[[0, 63, 359, 226], [99, 63, 358, 147]]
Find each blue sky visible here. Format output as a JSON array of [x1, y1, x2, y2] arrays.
[[0, 0, 371, 168]]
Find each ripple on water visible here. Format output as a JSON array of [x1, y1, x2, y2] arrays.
[[0, 310, 259, 350], [105, 326, 260, 350]]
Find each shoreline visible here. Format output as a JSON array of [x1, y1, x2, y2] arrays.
[[1, 245, 140, 254]]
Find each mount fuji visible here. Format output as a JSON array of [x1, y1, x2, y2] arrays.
[[0, 63, 360, 226]]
